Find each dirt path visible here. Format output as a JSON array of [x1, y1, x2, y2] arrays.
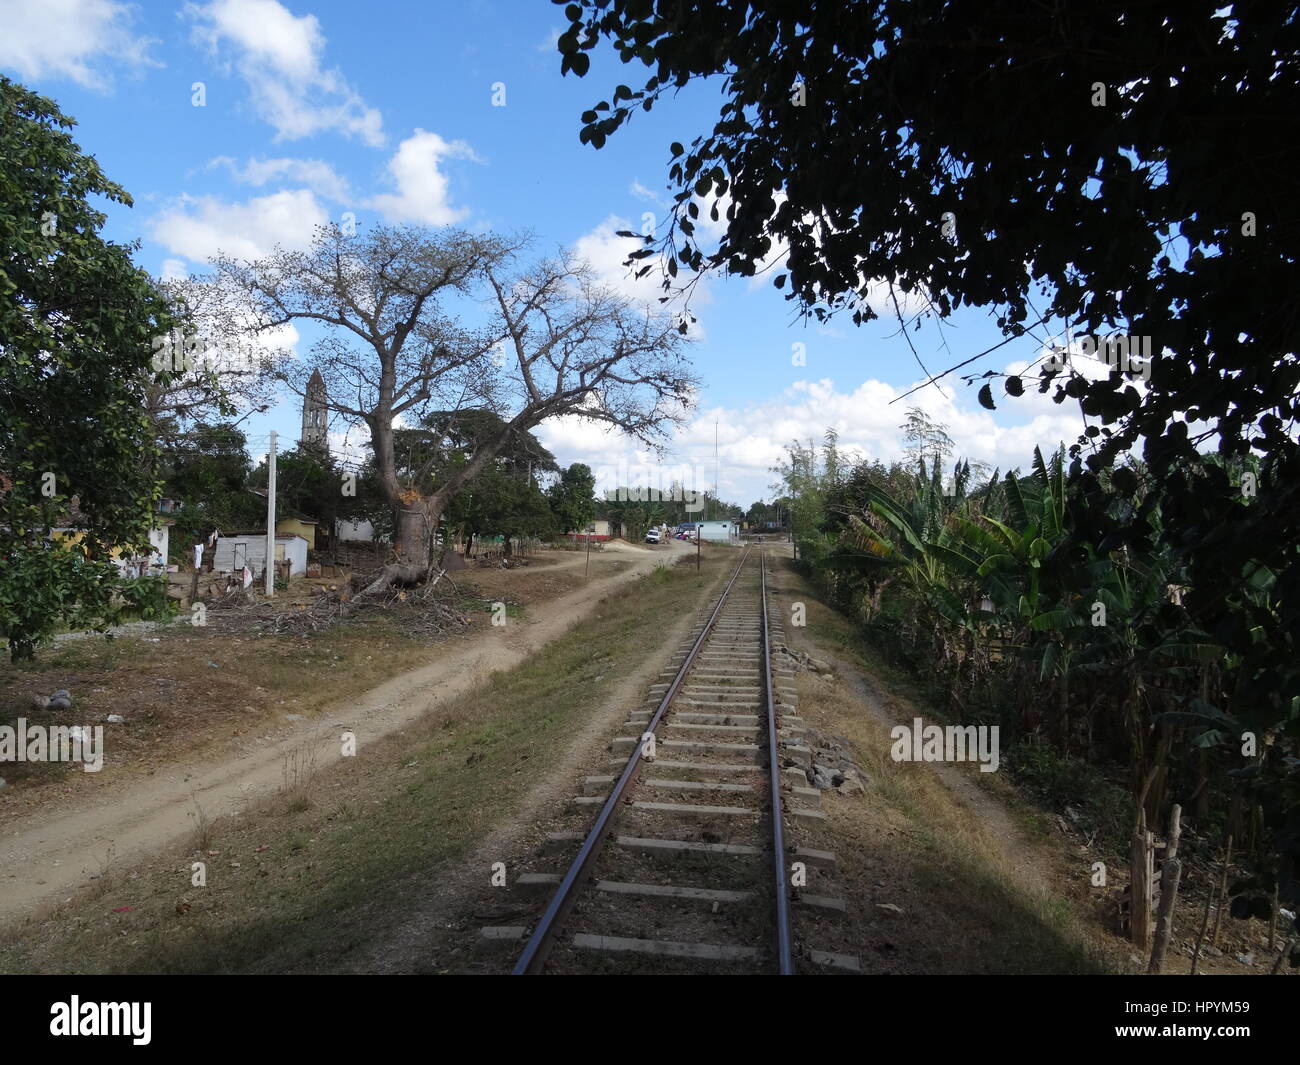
[[820, 649, 1057, 898], [0, 541, 686, 925]]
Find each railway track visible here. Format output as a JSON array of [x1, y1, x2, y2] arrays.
[[486, 546, 859, 974]]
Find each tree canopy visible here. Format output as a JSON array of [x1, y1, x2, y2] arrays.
[[211, 225, 695, 567], [0, 78, 175, 659], [548, 462, 597, 533], [559, 0, 1300, 894]]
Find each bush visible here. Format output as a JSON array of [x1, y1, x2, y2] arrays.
[[1007, 740, 1131, 853]]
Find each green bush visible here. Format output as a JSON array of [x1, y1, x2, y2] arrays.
[[1007, 741, 1131, 854]]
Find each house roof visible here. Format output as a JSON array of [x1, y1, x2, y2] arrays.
[[218, 532, 308, 542]]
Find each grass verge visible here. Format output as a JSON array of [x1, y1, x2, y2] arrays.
[[776, 560, 1118, 974], [0, 552, 730, 974]]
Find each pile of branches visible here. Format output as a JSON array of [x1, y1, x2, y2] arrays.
[[475, 555, 530, 569], [197, 584, 267, 632], [258, 595, 350, 635], [256, 564, 470, 638], [386, 597, 471, 638]]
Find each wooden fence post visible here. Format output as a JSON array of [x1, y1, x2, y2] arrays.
[[1148, 804, 1183, 973], [1131, 807, 1153, 948]]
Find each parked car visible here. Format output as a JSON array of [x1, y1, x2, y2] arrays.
[[645, 529, 661, 544]]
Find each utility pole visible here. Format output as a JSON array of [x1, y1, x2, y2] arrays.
[[713, 418, 719, 522], [264, 430, 277, 596]]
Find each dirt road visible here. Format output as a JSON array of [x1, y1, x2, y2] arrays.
[[0, 540, 685, 926]]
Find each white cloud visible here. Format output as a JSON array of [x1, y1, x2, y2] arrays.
[[186, 0, 383, 145], [327, 427, 369, 467], [536, 362, 1097, 507], [160, 258, 189, 282], [365, 129, 476, 225], [691, 189, 734, 247], [573, 216, 665, 306], [150, 188, 329, 262], [0, 0, 157, 88], [573, 215, 712, 337], [200, 316, 299, 372], [207, 155, 352, 202], [630, 180, 665, 206]]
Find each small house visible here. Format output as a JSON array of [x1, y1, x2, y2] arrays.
[[213, 533, 309, 577], [49, 516, 173, 577], [336, 518, 383, 543], [566, 518, 616, 542], [275, 514, 319, 550], [696, 520, 740, 544]]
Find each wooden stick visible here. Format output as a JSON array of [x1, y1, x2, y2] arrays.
[[1130, 808, 1153, 948], [1148, 804, 1183, 973], [1191, 877, 1214, 975], [1269, 883, 1279, 951]]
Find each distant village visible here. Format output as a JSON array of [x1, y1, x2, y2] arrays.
[[92, 371, 782, 612]]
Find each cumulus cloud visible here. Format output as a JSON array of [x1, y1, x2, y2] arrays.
[[535, 363, 1097, 507], [207, 155, 352, 202], [160, 258, 189, 282], [572, 215, 711, 337], [573, 216, 667, 306], [0, 0, 158, 88], [150, 188, 329, 262], [186, 0, 383, 145], [365, 129, 476, 225]]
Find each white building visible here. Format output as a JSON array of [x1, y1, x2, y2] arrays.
[[50, 520, 172, 578], [697, 520, 740, 544], [213, 533, 309, 577], [335, 518, 382, 543]]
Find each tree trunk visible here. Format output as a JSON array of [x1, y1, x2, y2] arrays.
[[1058, 666, 1070, 754], [1129, 766, 1159, 948], [398, 423, 516, 564], [395, 502, 428, 563], [353, 562, 431, 599]]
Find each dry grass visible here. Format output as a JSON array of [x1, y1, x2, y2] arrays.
[[0, 618, 432, 804], [773, 559, 1118, 974], [0, 552, 731, 974], [0, 551, 625, 814]]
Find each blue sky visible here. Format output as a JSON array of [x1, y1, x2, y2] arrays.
[[1, 0, 1100, 506]]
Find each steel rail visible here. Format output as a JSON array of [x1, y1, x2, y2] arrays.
[[512, 543, 755, 975], [761, 548, 795, 974]]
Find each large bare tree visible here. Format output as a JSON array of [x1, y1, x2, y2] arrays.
[[211, 224, 695, 570]]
